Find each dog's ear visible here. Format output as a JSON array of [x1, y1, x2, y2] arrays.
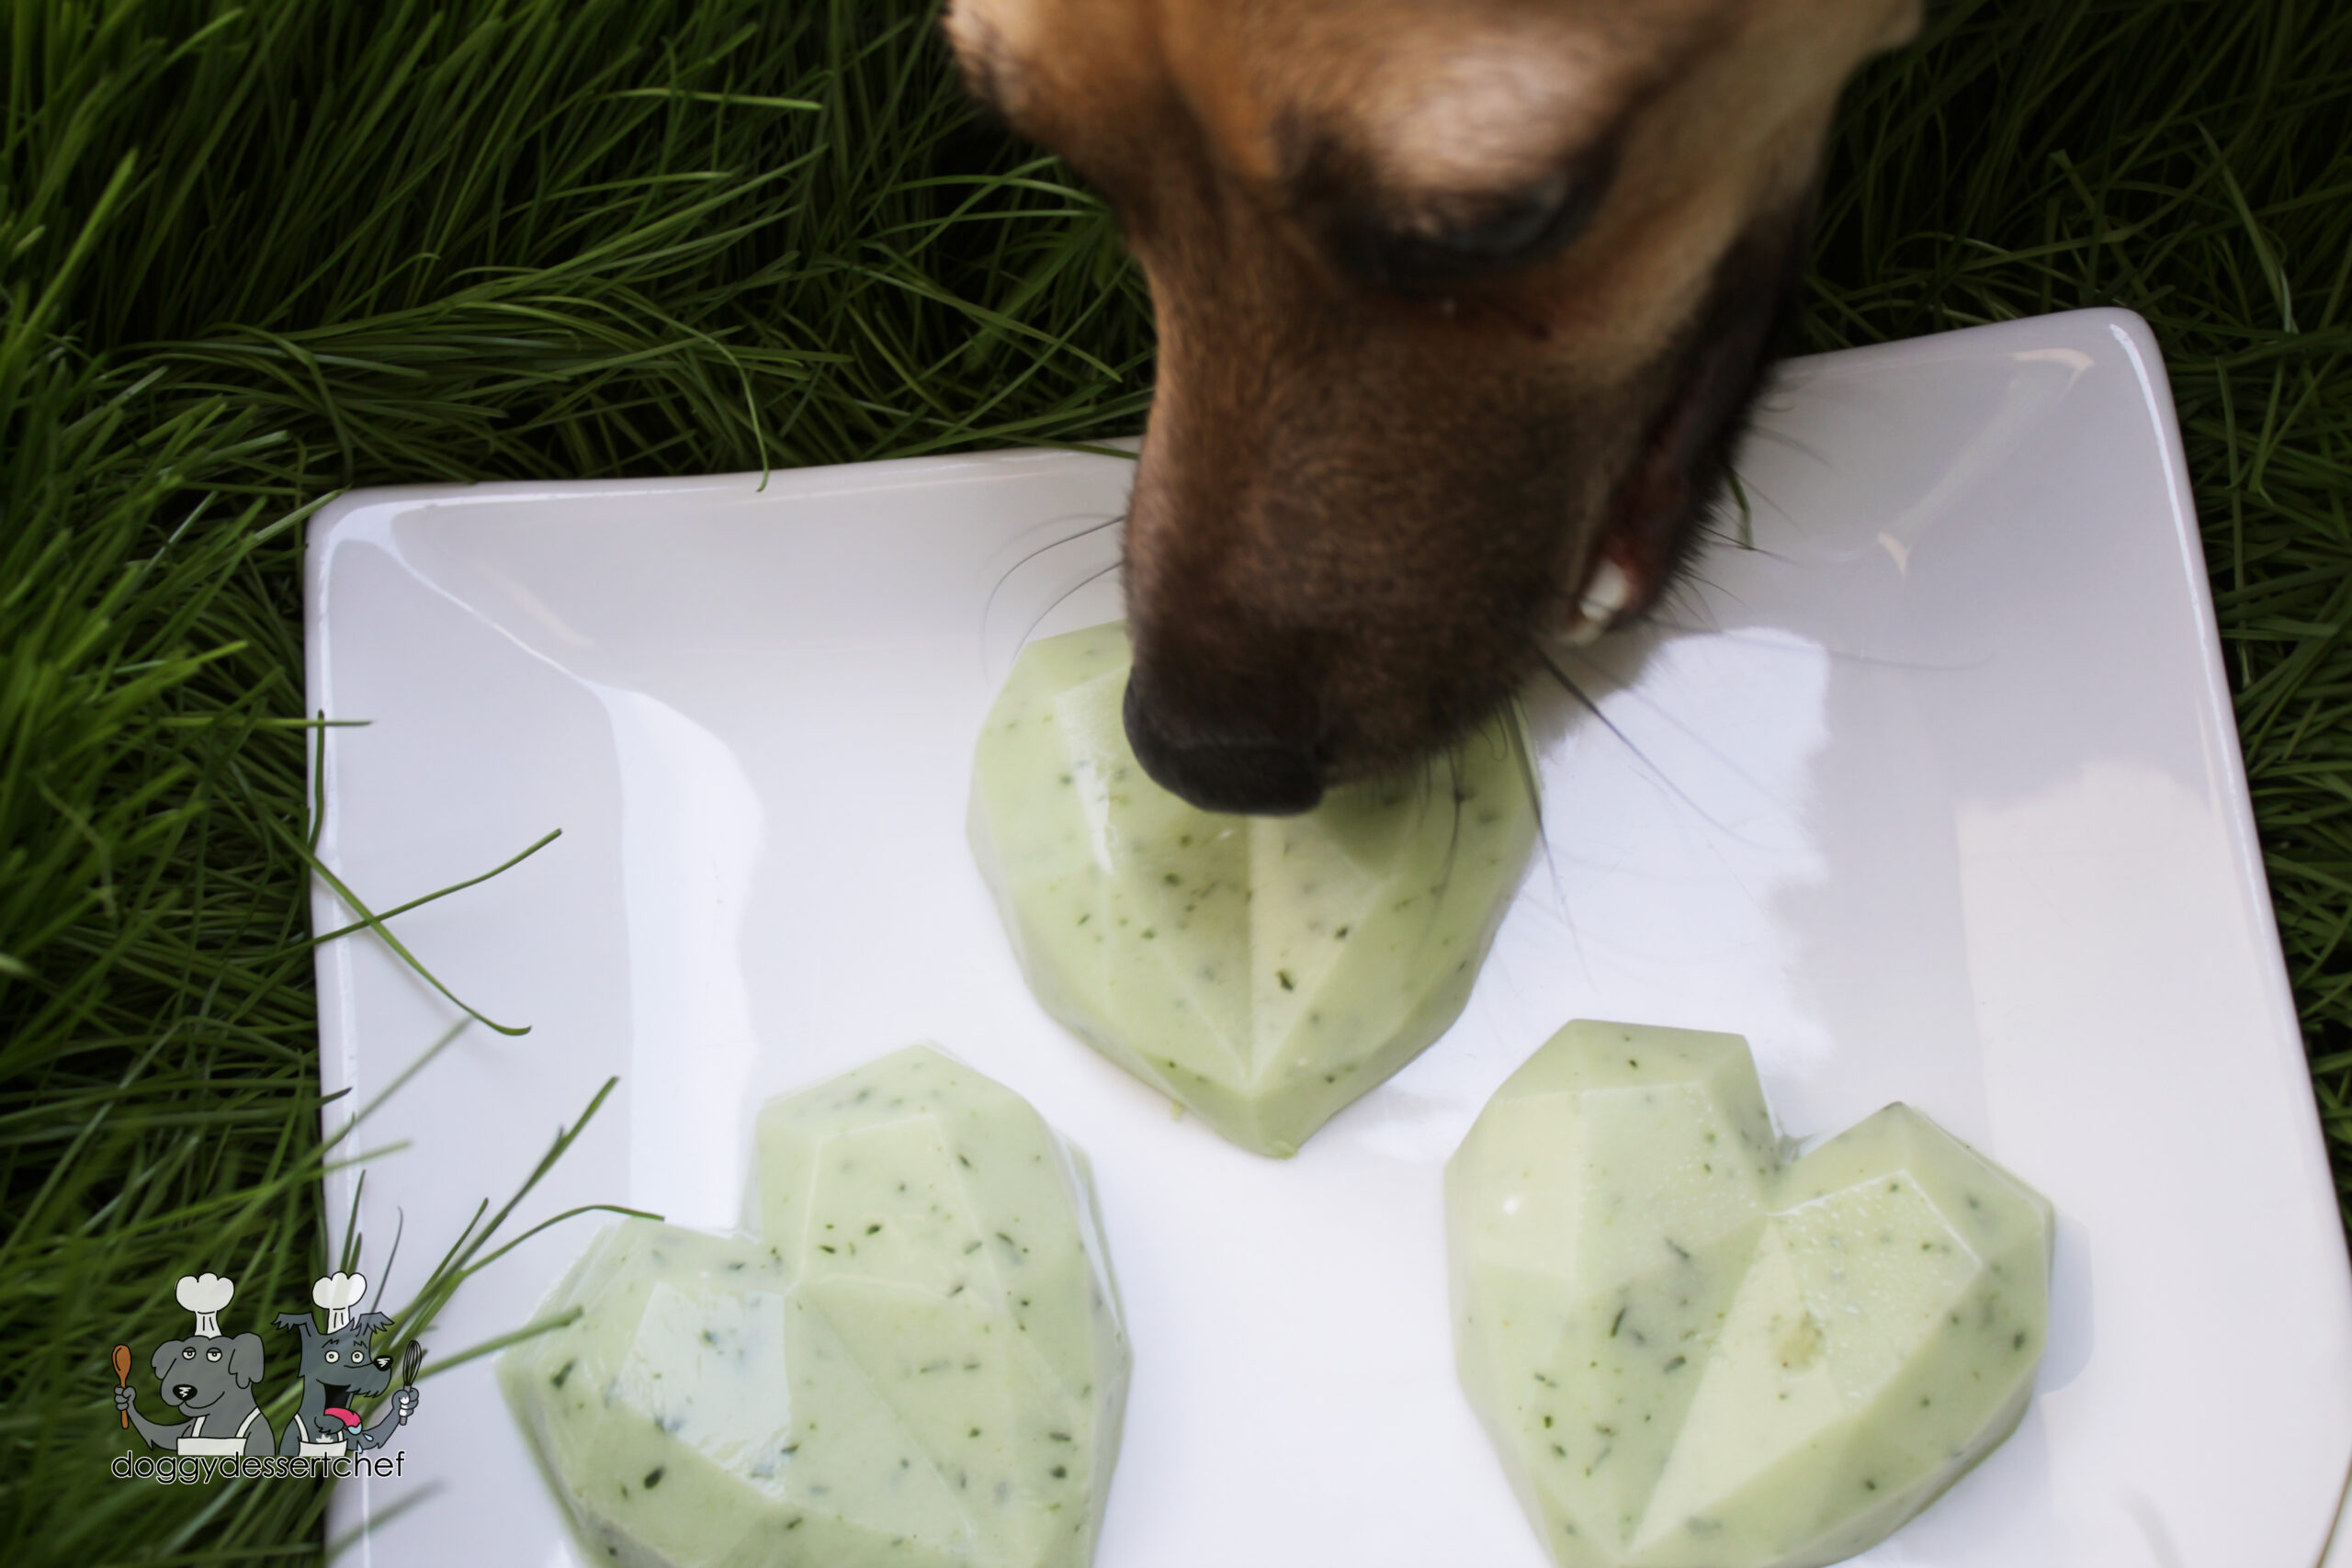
[[348, 1311, 394, 1339], [272, 1311, 314, 1337], [150, 1340, 186, 1381], [227, 1333, 267, 1389]]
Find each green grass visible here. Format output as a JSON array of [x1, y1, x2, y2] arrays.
[[1, 0, 2346, 1562]]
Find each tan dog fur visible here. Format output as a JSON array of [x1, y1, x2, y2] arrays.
[[947, 0, 1921, 812]]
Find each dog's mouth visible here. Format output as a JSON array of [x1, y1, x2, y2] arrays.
[[1560, 202, 1813, 651], [325, 1360, 394, 1401]]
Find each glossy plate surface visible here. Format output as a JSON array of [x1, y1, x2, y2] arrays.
[[307, 308, 2352, 1567]]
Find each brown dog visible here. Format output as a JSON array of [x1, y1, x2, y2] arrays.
[[946, 0, 1920, 813]]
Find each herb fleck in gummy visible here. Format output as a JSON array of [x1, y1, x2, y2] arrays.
[[1447, 1021, 2052, 1568], [500, 1045, 1129, 1568], [968, 622, 1538, 1156]]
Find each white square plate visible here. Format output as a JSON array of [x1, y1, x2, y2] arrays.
[[308, 307, 2352, 1568]]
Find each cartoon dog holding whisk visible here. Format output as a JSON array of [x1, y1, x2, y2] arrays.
[[273, 1272, 423, 1459]]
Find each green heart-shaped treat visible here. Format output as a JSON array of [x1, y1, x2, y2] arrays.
[[1448, 1021, 2051, 1568], [968, 623, 1538, 1156], [501, 1046, 1129, 1568]]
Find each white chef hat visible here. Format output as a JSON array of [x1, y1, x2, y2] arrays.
[[176, 1273, 234, 1339], [311, 1272, 368, 1334]]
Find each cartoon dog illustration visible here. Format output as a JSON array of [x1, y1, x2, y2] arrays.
[[115, 1274, 276, 1457], [273, 1272, 420, 1459]]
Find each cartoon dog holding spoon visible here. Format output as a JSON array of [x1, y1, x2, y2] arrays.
[[115, 1274, 276, 1458]]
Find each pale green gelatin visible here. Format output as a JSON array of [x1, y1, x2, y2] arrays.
[[500, 1045, 1129, 1568], [1448, 1021, 2052, 1568], [967, 622, 1539, 1157]]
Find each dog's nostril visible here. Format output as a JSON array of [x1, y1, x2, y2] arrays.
[[1123, 677, 1324, 816]]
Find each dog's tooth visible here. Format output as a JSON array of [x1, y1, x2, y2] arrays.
[[1578, 558, 1632, 622], [1562, 558, 1632, 645]]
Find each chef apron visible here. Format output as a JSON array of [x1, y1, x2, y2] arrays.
[[287, 1413, 349, 1460], [176, 1408, 264, 1456]]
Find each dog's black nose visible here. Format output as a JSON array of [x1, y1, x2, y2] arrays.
[[1124, 674, 1324, 815], [172, 1383, 197, 1401]]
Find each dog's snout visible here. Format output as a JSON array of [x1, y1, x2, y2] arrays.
[[1123, 671, 1325, 816]]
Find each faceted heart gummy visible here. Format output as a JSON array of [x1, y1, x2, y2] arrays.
[[501, 1045, 1129, 1568], [1448, 1021, 2052, 1568], [968, 622, 1538, 1156]]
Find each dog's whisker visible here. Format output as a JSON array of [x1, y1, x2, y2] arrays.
[[1722, 463, 1804, 538], [1534, 647, 1779, 850], [1501, 691, 1564, 897], [1555, 644, 1801, 826], [1690, 530, 1803, 566], [979, 513, 1126, 678], [982, 510, 1125, 624], [1653, 562, 1739, 626], [1016, 557, 1124, 650]]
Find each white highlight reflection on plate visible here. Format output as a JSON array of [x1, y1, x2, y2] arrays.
[[306, 310, 2352, 1568], [603, 685, 763, 1230]]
